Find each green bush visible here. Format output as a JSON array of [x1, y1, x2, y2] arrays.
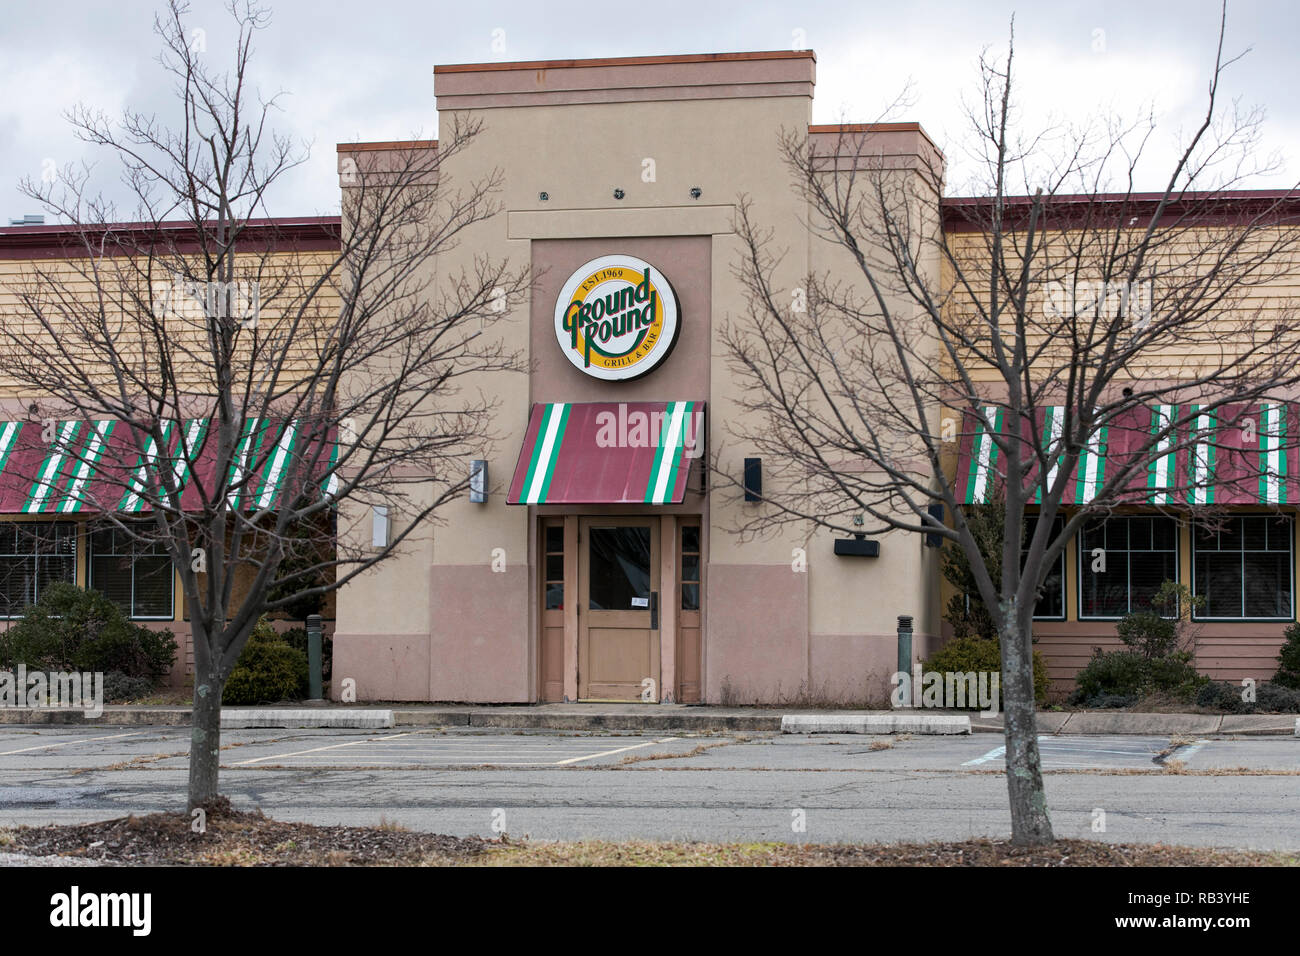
[[223, 618, 308, 705], [1196, 680, 1300, 714], [0, 583, 176, 681], [922, 637, 1050, 707], [1070, 581, 1209, 706], [1275, 623, 1300, 690], [1070, 649, 1207, 705], [102, 671, 156, 703]]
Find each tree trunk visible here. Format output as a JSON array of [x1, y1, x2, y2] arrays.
[[187, 669, 223, 811], [999, 614, 1054, 845]]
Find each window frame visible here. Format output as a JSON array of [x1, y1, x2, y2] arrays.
[[1076, 514, 1180, 621], [1024, 514, 1067, 622], [1190, 514, 1295, 622], [88, 523, 176, 621], [0, 521, 78, 619]]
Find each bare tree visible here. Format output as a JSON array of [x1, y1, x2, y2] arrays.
[[0, 0, 526, 809], [718, 8, 1300, 844]]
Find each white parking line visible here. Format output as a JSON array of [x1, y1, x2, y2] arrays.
[[232, 732, 412, 766], [0, 731, 143, 755], [554, 737, 679, 765], [963, 745, 1005, 766]]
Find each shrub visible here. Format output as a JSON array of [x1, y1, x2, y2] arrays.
[[223, 618, 308, 705], [922, 637, 1050, 707], [0, 583, 176, 681], [1070, 581, 1209, 706], [1196, 680, 1300, 714], [102, 671, 156, 703], [1070, 648, 1207, 705], [1274, 623, 1300, 690]]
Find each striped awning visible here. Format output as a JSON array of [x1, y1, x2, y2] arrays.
[[507, 401, 704, 505], [957, 402, 1297, 507], [0, 417, 338, 514]]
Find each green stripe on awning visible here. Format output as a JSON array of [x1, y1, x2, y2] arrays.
[[520, 403, 570, 505]]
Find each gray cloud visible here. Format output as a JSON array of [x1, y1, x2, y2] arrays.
[[1, 0, 1295, 222]]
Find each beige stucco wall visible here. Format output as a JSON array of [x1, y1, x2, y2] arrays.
[[332, 52, 945, 704]]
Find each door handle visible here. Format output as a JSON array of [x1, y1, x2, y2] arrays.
[[649, 591, 659, 630]]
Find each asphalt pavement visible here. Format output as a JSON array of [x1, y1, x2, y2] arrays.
[[0, 726, 1296, 850]]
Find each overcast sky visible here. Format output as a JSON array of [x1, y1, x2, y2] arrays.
[[1, 0, 1296, 223]]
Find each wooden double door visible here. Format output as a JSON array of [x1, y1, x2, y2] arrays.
[[540, 515, 702, 703]]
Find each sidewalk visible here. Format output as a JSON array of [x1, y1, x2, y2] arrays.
[[0, 702, 1296, 735]]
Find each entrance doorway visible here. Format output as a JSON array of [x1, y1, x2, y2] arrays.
[[578, 517, 660, 700]]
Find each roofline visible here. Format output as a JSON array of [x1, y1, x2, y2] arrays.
[[434, 50, 815, 74], [336, 140, 437, 153], [0, 216, 341, 259], [809, 122, 943, 158], [942, 189, 1300, 231]]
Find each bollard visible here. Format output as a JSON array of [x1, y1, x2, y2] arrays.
[[307, 614, 323, 701], [896, 615, 913, 708]]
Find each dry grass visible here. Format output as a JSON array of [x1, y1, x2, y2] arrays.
[[470, 838, 1300, 867]]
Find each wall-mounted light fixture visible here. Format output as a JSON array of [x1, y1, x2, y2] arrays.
[[371, 505, 390, 549], [925, 503, 945, 548], [834, 514, 880, 556], [470, 459, 488, 503], [743, 457, 762, 502]]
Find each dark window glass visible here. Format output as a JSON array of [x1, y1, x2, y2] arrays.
[[0, 522, 77, 618], [89, 522, 174, 619], [545, 554, 564, 582], [682, 526, 700, 553], [545, 525, 563, 553], [1242, 517, 1267, 551], [681, 583, 700, 611], [1079, 516, 1178, 618], [545, 584, 564, 610], [1193, 516, 1293, 619], [1022, 515, 1065, 619], [682, 554, 700, 583], [588, 526, 651, 611]]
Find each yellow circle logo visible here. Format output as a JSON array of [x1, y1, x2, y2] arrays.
[[554, 255, 680, 381]]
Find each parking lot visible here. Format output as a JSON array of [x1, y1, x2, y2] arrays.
[[0, 726, 1296, 848]]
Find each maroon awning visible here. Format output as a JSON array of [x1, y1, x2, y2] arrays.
[[0, 416, 338, 514], [507, 401, 704, 505], [955, 401, 1298, 506]]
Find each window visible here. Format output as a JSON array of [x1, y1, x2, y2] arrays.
[[1079, 516, 1178, 618], [543, 523, 564, 610], [1023, 515, 1065, 620], [681, 524, 701, 611], [1193, 515, 1293, 620], [89, 525, 174, 619], [0, 522, 76, 618]]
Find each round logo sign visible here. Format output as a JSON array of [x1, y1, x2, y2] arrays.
[[554, 255, 680, 381]]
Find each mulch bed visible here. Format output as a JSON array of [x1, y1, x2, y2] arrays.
[[5, 801, 1287, 866], [6, 797, 490, 866]]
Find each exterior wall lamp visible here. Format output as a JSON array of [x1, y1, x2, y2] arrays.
[[743, 457, 762, 502], [470, 459, 488, 503], [371, 505, 390, 549]]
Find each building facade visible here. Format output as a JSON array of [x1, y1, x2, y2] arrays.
[[332, 52, 947, 705], [2, 50, 1296, 704]]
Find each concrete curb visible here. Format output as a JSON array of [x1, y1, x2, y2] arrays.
[[220, 709, 394, 729], [0, 705, 1295, 735], [781, 714, 971, 735]]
